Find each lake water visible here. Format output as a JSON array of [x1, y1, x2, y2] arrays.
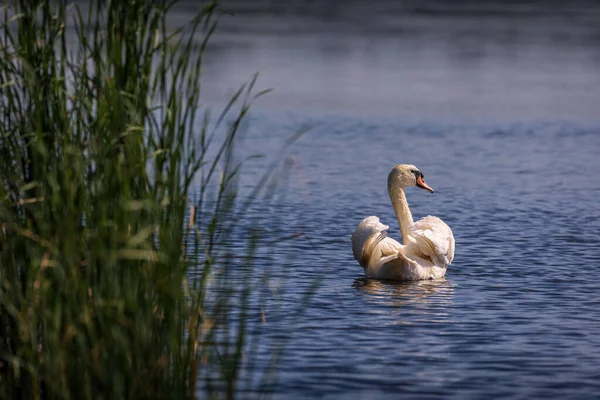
[[190, 2, 600, 398]]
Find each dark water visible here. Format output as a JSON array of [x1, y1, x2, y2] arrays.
[[192, 2, 600, 398]]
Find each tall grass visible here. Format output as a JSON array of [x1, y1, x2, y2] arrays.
[[0, 0, 296, 398]]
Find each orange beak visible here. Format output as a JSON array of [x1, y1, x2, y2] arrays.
[[416, 175, 434, 193]]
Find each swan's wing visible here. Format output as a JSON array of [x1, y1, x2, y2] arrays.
[[407, 215, 455, 267], [360, 231, 405, 270], [351, 216, 389, 262], [352, 216, 403, 268], [377, 236, 402, 256], [359, 231, 389, 268]]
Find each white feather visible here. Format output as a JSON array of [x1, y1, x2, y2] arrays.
[[408, 215, 455, 267]]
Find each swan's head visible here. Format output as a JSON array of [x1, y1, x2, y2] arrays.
[[387, 164, 434, 193]]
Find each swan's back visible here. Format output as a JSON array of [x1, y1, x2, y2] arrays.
[[352, 215, 452, 280]]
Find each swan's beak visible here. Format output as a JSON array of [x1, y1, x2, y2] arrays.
[[416, 176, 434, 193]]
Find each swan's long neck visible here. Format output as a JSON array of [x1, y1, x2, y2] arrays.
[[389, 185, 413, 245]]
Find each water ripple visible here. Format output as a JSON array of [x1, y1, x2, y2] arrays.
[[218, 113, 600, 398]]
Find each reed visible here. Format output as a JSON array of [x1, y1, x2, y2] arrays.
[[0, 0, 297, 398]]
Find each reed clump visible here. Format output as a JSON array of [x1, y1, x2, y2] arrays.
[[0, 0, 286, 398]]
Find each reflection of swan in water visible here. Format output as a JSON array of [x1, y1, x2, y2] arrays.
[[352, 277, 455, 311]]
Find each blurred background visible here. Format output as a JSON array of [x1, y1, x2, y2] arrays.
[[189, 0, 600, 120]]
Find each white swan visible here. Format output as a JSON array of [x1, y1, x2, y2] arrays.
[[351, 164, 455, 280]]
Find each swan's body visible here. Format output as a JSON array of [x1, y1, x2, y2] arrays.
[[351, 164, 455, 280]]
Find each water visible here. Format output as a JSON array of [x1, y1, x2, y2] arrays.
[[190, 1, 600, 398], [231, 118, 600, 399]]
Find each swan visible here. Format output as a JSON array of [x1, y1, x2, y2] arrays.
[[351, 164, 455, 280]]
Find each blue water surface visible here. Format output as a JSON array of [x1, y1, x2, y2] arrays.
[[188, 2, 600, 398]]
